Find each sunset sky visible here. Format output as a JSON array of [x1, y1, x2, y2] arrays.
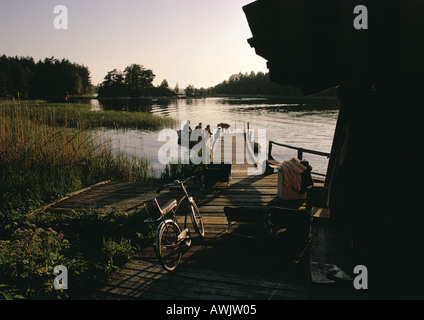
[[0, 0, 268, 89]]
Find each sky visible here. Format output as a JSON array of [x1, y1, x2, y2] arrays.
[[0, 0, 268, 89]]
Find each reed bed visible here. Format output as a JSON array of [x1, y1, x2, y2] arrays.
[[1, 100, 176, 131], [0, 100, 155, 214], [0, 100, 168, 299]]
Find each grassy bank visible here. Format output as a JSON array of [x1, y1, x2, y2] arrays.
[[1, 100, 176, 131], [0, 101, 157, 212], [0, 101, 160, 299]]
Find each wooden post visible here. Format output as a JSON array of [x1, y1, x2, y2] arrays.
[[268, 141, 273, 160], [297, 149, 303, 160]]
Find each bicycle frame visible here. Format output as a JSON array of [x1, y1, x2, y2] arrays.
[[141, 176, 197, 243], [144, 176, 204, 271], [171, 181, 195, 232]]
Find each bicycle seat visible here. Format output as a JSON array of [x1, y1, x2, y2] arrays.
[[160, 199, 177, 215]]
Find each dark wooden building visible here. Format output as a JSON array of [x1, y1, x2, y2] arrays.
[[244, 0, 424, 299]]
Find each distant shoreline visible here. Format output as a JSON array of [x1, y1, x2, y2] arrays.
[[3, 94, 340, 109], [92, 93, 339, 101], [90, 94, 340, 110]]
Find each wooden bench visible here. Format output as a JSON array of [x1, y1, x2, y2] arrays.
[[265, 159, 281, 174]]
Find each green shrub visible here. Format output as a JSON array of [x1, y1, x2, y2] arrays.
[[0, 206, 155, 299], [0, 101, 163, 299], [0, 224, 69, 299]]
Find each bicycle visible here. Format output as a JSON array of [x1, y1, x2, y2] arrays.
[[139, 176, 204, 271]]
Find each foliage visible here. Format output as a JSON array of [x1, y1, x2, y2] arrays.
[[97, 69, 125, 97], [0, 224, 70, 299], [159, 79, 169, 89], [180, 71, 303, 97], [124, 64, 155, 95], [0, 101, 161, 218], [0, 284, 24, 300], [184, 84, 196, 97], [0, 55, 92, 100], [213, 71, 302, 96], [173, 83, 180, 94], [184, 84, 211, 97], [1, 99, 175, 134], [0, 100, 160, 299], [0, 207, 155, 299], [161, 161, 205, 181], [98, 64, 177, 98]]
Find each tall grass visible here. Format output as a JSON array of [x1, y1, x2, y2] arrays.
[[1, 100, 176, 131], [0, 101, 155, 214], [0, 100, 160, 299]]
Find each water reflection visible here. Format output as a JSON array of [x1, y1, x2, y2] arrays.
[[98, 98, 167, 112], [85, 97, 340, 176]]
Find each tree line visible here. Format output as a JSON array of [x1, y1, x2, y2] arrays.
[[184, 71, 303, 97], [98, 68, 305, 99], [97, 64, 176, 98], [0, 55, 92, 99], [0, 55, 330, 100], [213, 71, 302, 96]]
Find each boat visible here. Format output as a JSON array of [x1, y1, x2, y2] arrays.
[[177, 130, 202, 149]]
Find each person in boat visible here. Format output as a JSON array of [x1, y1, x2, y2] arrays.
[[183, 120, 192, 133], [179, 121, 192, 146], [193, 123, 203, 142], [205, 125, 212, 137]]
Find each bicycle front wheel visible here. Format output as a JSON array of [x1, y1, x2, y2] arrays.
[[154, 220, 182, 272], [190, 201, 205, 237]]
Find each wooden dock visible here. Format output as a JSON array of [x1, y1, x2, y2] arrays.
[[44, 133, 319, 300]]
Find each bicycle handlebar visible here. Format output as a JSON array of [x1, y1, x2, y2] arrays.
[[156, 176, 194, 193], [177, 176, 194, 184]]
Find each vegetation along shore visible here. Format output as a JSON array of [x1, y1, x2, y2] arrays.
[[0, 53, 337, 300], [0, 99, 177, 299]]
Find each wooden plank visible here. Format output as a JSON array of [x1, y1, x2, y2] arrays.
[[311, 207, 330, 219], [206, 187, 277, 194], [96, 258, 307, 300], [122, 270, 304, 300], [47, 134, 313, 300], [29, 180, 111, 215], [230, 176, 277, 181], [200, 195, 278, 202]]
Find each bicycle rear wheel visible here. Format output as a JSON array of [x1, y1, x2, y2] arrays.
[[190, 201, 205, 237], [154, 220, 182, 272]]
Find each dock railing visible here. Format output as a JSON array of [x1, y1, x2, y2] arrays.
[[267, 141, 330, 177]]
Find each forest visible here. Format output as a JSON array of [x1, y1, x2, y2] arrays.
[[211, 71, 303, 96], [97, 64, 177, 98], [0, 55, 332, 100], [182, 71, 306, 97], [0, 55, 92, 100], [98, 68, 307, 98]]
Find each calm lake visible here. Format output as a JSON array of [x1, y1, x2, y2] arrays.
[[88, 97, 340, 177]]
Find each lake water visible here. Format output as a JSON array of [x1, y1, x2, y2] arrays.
[[90, 97, 340, 176]]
